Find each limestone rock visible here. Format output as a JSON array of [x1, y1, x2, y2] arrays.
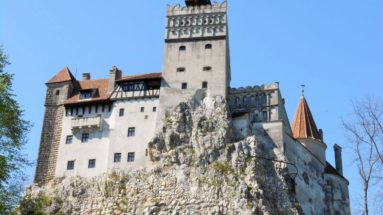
[[19, 97, 302, 215]]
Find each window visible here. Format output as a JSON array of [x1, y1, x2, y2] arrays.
[[203, 66, 212, 71], [145, 115, 148, 119], [153, 107, 157, 112], [55, 90, 60, 95], [140, 107, 145, 112], [128, 127, 135, 137], [119, 108, 124, 117], [79, 90, 93, 99], [67, 161, 75, 170], [177, 67, 186, 72], [127, 152, 135, 162], [114, 153, 121, 163], [81, 133, 89, 143], [66, 135, 73, 144], [202, 82, 208, 89], [122, 82, 135, 92], [179, 46, 186, 51], [88, 159, 96, 168], [181, 83, 187, 89], [205, 44, 212, 49]]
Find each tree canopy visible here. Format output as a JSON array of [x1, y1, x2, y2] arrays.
[[0, 47, 31, 214]]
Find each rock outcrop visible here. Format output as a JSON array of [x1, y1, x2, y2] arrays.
[[19, 97, 302, 215]]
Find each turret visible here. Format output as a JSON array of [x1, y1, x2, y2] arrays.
[[291, 94, 327, 164], [35, 67, 76, 185]]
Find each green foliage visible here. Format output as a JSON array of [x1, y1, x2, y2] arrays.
[[0, 46, 32, 214], [17, 193, 52, 215]]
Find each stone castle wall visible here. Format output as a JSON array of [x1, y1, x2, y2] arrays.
[[34, 105, 64, 185]]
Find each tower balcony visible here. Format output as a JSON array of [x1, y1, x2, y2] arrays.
[[71, 115, 103, 133]]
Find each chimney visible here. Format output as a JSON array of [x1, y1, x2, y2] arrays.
[[334, 144, 343, 175], [318, 129, 324, 142], [108, 66, 122, 93], [82, 73, 91, 80]]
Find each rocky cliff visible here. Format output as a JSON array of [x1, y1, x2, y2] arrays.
[[19, 97, 302, 215]]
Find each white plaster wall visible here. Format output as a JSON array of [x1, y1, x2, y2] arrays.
[[55, 98, 159, 178], [324, 174, 351, 215], [162, 39, 229, 97], [284, 134, 326, 215], [299, 138, 327, 165], [55, 106, 111, 178], [108, 98, 159, 171]]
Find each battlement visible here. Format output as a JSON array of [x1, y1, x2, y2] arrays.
[[165, 1, 227, 41], [166, 1, 227, 16]]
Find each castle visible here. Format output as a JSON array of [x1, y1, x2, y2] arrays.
[[34, 0, 350, 214]]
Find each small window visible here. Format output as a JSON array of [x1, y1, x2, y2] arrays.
[[66, 135, 73, 144], [67, 161, 75, 170], [153, 107, 157, 112], [203, 66, 212, 71], [114, 153, 121, 163], [81, 133, 89, 143], [119, 108, 124, 117], [55, 90, 60, 95], [181, 83, 187, 89], [202, 81, 208, 89], [140, 107, 145, 112], [128, 127, 136, 137], [177, 67, 186, 72], [205, 44, 212, 49], [179, 46, 186, 51], [145, 115, 148, 119], [127, 152, 135, 162], [79, 90, 93, 99], [88, 159, 96, 168]]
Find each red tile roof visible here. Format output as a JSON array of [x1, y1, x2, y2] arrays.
[[117, 73, 162, 82], [291, 96, 321, 140], [66, 78, 110, 105], [47, 67, 76, 84]]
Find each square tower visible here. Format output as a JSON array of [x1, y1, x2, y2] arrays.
[[158, 1, 231, 126]]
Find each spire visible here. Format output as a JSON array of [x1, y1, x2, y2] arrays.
[[291, 95, 321, 140], [185, 0, 212, 7], [47, 67, 76, 84]]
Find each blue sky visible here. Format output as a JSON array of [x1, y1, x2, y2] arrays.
[[1, 0, 382, 212]]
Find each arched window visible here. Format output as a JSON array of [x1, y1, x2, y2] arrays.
[[205, 44, 212, 49], [179, 46, 186, 51]]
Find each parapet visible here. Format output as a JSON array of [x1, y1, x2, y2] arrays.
[[167, 1, 227, 16]]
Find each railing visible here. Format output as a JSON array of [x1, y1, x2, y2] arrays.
[[71, 115, 103, 132]]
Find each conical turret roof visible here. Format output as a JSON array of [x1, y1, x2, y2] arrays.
[[291, 96, 321, 140], [47, 67, 76, 84]]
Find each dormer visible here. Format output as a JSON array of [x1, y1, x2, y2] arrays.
[[79, 89, 99, 100]]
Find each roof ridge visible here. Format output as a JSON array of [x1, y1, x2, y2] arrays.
[[47, 66, 76, 84]]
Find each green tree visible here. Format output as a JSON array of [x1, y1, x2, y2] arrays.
[[0, 47, 31, 214]]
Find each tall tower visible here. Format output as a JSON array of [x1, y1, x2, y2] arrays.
[[34, 67, 76, 185], [158, 0, 231, 121]]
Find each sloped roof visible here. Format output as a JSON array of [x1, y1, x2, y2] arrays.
[[291, 96, 321, 140], [66, 79, 110, 105], [325, 162, 349, 183], [117, 73, 162, 82], [47, 67, 76, 84]]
